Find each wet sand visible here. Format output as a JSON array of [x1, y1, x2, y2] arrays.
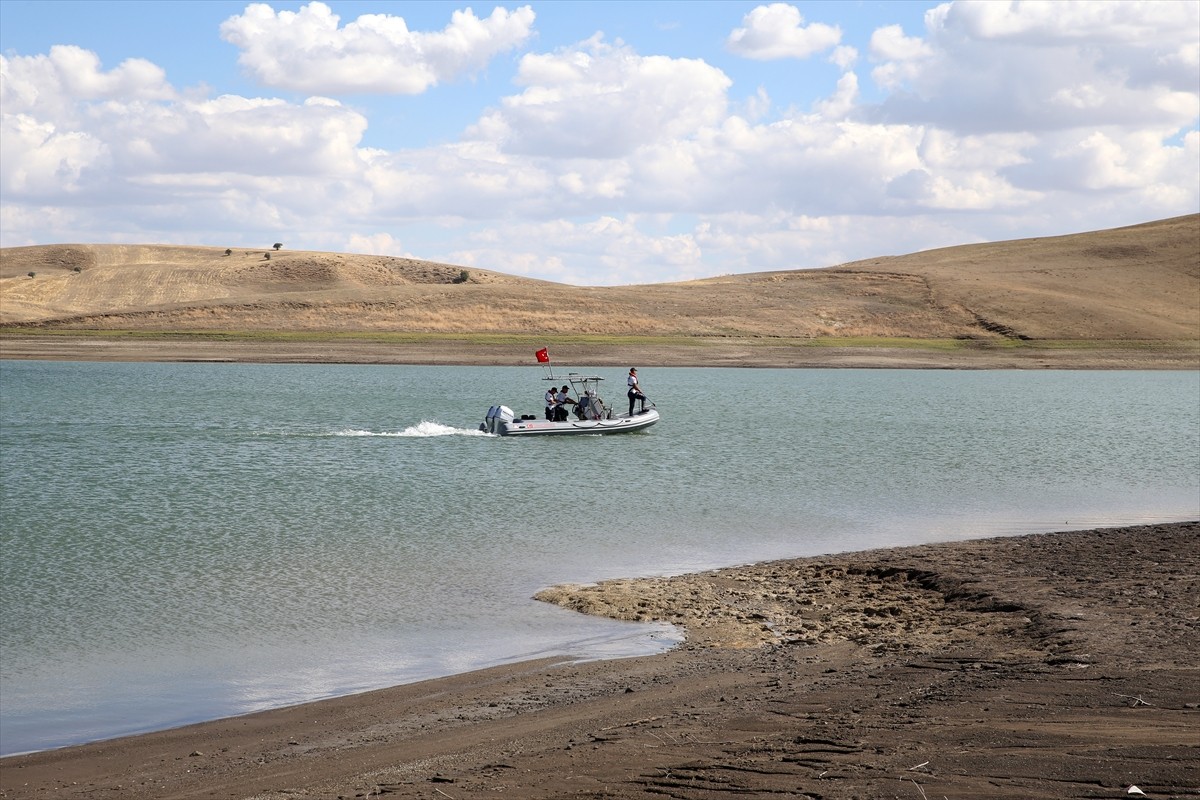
[[2, 333, 1198, 369], [2, 521, 1196, 799]]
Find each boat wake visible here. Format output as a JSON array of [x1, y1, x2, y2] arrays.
[[333, 421, 492, 438]]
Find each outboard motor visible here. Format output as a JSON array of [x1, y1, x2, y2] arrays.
[[483, 405, 515, 435]]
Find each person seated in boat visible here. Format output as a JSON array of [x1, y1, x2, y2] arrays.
[[627, 367, 647, 416], [576, 391, 592, 420], [555, 385, 576, 421], [545, 386, 558, 420]]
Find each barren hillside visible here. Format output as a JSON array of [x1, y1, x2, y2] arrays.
[[1, 216, 1197, 343]]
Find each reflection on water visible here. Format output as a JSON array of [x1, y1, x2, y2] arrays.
[[2, 362, 1197, 754]]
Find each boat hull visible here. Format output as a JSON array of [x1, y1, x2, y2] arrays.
[[482, 406, 659, 436]]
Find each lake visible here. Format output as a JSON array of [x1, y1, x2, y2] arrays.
[[1, 361, 1197, 755]]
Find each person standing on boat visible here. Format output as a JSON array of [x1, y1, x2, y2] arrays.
[[627, 367, 647, 416], [555, 385, 576, 421], [545, 385, 558, 420]]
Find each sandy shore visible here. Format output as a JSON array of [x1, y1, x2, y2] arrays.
[[2, 334, 1198, 369], [1, 521, 1196, 799]]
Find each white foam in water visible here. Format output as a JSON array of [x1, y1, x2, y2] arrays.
[[334, 421, 492, 437]]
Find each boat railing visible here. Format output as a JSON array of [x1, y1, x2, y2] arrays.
[[539, 373, 618, 421]]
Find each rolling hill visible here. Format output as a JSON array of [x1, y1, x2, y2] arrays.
[[1, 215, 1197, 367]]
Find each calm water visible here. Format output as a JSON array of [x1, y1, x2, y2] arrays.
[[1, 362, 1197, 755]]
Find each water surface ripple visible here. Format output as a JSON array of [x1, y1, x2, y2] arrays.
[[2, 362, 1197, 754]]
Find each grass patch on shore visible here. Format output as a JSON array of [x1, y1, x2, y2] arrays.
[[2, 327, 1195, 353], [0, 328, 702, 347], [0, 328, 971, 350]]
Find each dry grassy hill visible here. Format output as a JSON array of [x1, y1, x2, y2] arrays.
[[2, 216, 1197, 345]]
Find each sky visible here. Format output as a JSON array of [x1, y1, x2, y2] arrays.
[[1, 1, 1197, 286]]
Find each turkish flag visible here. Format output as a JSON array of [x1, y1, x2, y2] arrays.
[[535, 348, 550, 363]]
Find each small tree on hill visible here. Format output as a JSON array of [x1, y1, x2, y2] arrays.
[[273, 243, 283, 251]]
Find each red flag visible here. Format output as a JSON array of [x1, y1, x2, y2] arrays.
[[535, 347, 550, 363]]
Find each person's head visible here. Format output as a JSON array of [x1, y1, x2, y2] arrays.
[[630, 368, 637, 375], [561, 385, 569, 392]]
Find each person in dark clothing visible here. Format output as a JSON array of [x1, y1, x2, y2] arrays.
[[627, 367, 647, 416], [555, 385, 575, 421]]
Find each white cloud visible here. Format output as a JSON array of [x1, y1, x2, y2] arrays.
[[1, 41, 372, 203], [692, 211, 984, 273], [1002, 126, 1191, 193], [814, 72, 859, 119], [940, 0, 1197, 43], [917, 129, 1036, 172], [471, 35, 731, 158], [868, 25, 934, 90], [870, 23, 933, 62], [829, 45, 858, 71], [0, 204, 78, 248], [612, 116, 935, 219], [0, 113, 107, 195], [219, 2, 535, 94], [726, 3, 842, 60], [451, 241, 570, 281], [737, 86, 772, 123], [1, 46, 174, 124], [363, 140, 562, 219], [0, 1, 1195, 285], [449, 216, 703, 285], [0, 42, 379, 249], [870, 0, 1200, 133], [345, 232, 407, 257]]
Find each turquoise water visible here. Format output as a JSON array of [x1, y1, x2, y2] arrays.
[[2, 361, 1197, 755]]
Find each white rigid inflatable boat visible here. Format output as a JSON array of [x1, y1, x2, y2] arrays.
[[481, 372, 659, 436]]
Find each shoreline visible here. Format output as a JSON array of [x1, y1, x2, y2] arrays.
[[2, 521, 1196, 799], [2, 333, 1199, 369]]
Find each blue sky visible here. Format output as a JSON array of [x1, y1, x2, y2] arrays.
[[2, 1, 1197, 285]]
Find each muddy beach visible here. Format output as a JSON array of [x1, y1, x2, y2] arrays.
[[2, 521, 1196, 799]]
